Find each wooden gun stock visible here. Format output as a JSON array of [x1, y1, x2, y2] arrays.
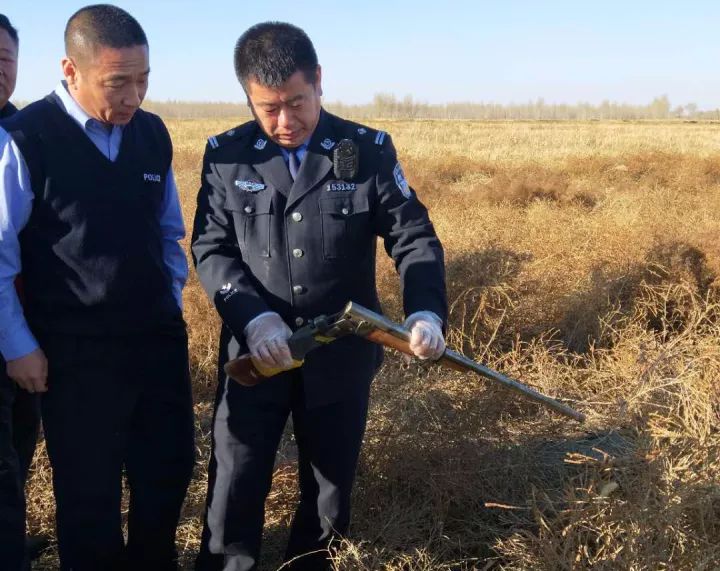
[[224, 355, 303, 387]]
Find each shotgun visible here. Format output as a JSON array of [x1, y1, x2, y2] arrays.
[[224, 301, 585, 422]]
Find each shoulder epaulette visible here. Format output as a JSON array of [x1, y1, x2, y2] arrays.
[[338, 120, 386, 146], [207, 121, 255, 150], [328, 114, 389, 149]]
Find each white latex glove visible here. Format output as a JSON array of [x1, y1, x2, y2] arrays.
[[244, 312, 293, 369], [404, 311, 446, 360]]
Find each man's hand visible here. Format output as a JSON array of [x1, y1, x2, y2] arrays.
[[404, 311, 446, 360], [7, 348, 48, 393], [245, 312, 294, 370]]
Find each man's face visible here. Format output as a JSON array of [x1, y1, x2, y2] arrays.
[[246, 67, 323, 148], [62, 44, 149, 125], [0, 28, 18, 110]]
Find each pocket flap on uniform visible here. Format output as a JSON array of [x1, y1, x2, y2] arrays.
[[225, 188, 274, 215], [319, 194, 369, 216]]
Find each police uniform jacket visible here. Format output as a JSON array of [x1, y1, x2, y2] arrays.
[[192, 109, 447, 406]]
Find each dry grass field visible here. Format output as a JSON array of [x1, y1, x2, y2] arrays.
[[28, 119, 720, 569]]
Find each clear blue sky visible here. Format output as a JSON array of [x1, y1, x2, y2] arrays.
[[3, 0, 719, 109]]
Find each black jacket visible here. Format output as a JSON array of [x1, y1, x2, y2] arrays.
[[192, 109, 446, 406]]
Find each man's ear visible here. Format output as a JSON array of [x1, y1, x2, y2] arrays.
[[315, 65, 323, 97], [61, 56, 79, 89]]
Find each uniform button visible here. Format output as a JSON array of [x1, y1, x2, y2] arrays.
[[244, 206, 254, 214], [292, 248, 304, 258], [341, 207, 350, 215], [291, 212, 303, 222], [295, 317, 304, 326], [292, 285, 305, 294]]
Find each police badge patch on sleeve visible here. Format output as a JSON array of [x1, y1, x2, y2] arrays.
[[393, 163, 412, 199]]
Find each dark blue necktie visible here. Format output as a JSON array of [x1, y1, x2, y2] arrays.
[[288, 149, 300, 180]]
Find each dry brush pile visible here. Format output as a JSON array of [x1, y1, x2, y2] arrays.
[[27, 120, 720, 569]]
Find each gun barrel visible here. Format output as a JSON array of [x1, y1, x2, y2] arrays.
[[440, 351, 585, 422], [342, 302, 585, 423], [343, 301, 412, 339]]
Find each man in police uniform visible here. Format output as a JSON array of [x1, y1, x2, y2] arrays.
[[0, 14, 44, 570], [192, 22, 447, 571], [0, 5, 194, 569]]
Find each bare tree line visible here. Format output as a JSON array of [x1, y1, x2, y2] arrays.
[[338, 94, 719, 121], [117, 94, 720, 121]]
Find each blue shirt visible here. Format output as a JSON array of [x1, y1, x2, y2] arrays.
[[0, 83, 188, 361], [280, 142, 309, 167]]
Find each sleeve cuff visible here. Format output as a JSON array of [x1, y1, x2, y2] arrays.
[[0, 324, 39, 362], [214, 288, 272, 340]]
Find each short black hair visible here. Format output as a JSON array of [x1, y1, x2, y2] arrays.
[[65, 4, 147, 63], [0, 14, 19, 48], [234, 22, 318, 89]]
